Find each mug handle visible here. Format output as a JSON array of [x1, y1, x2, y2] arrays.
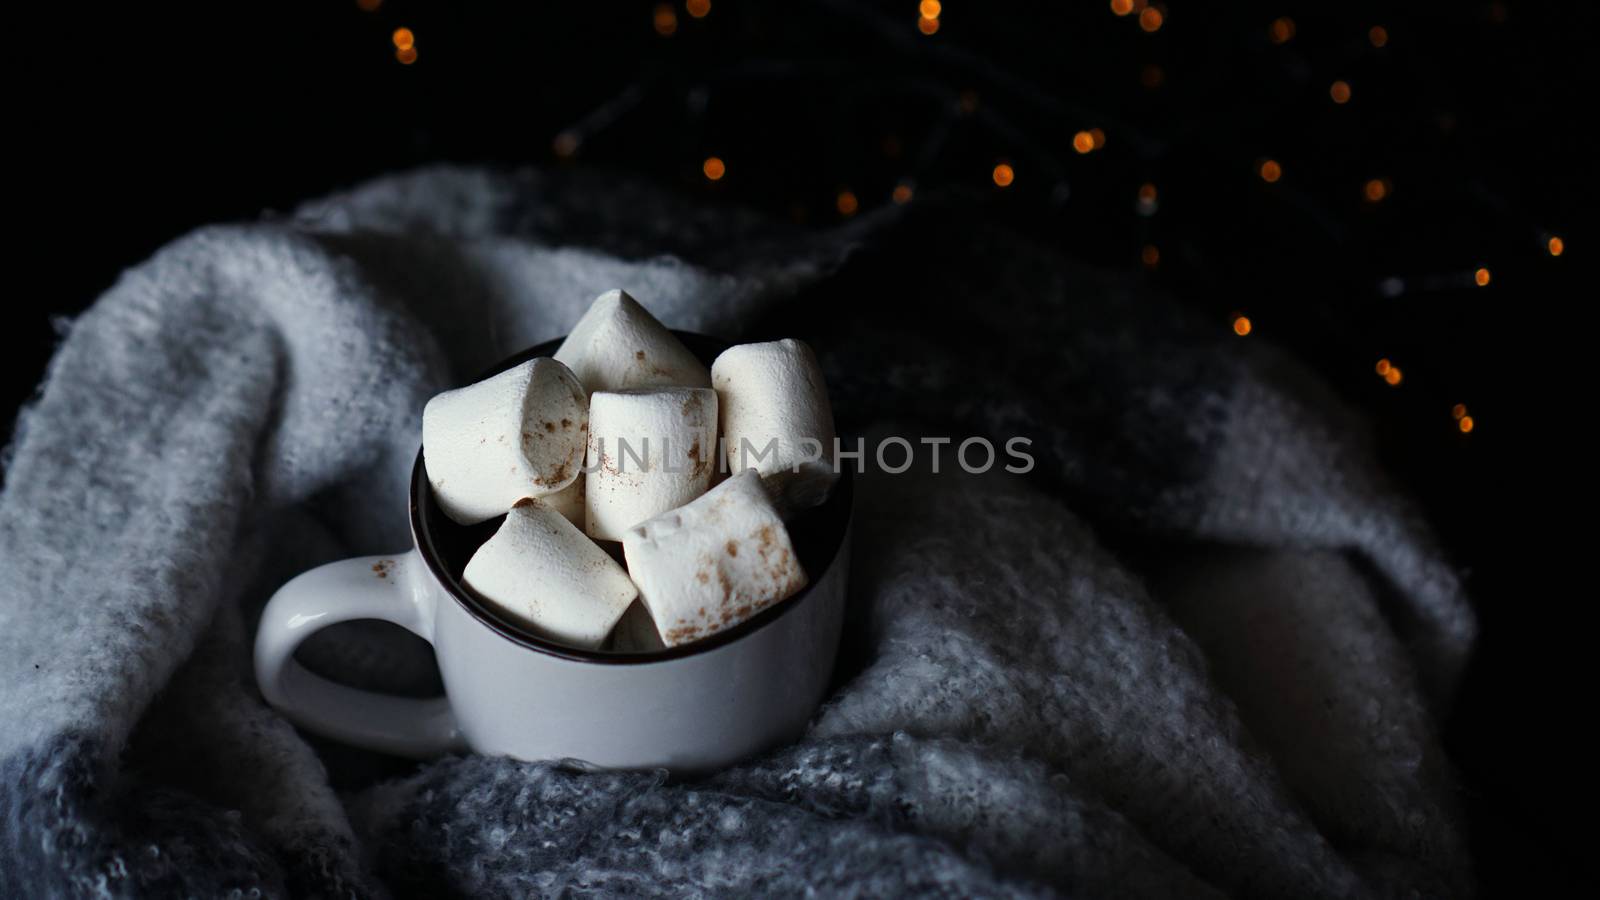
[[253, 550, 465, 759]]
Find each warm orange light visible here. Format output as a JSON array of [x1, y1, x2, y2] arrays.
[[1269, 17, 1295, 44], [1384, 366, 1403, 386], [392, 27, 415, 50], [1089, 128, 1107, 149], [395, 46, 417, 65], [836, 190, 859, 216], [1141, 64, 1165, 89], [1375, 358, 1392, 376], [1259, 159, 1282, 183], [1141, 245, 1160, 267], [992, 163, 1015, 187], [654, 3, 678, 36], [1363, 178, 1389, 202], [1474, 267, 1491, 286], [1330, 80, 1351, 104], [892, 183, 914, 204], [920, 0, 942, 18], [1139, 7, 1164, 32], [1458, 415, 1475, 433], [687, 0, 712, 18], [356, 0, 382, 12], [552, 132, 579, 159], [1073, 131, 1096, 154], [1452, 403, 1468, 420], [918, 15, 940, 34], [702, 157, 726, 181], [1111, 0, 1134, 15], [1232, 315, 1252, 336], [1548, 236, 1565, 257], [1369, 25, 1388, 47]]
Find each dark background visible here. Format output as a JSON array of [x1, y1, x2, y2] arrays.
[[11, 0, 1591, 892]]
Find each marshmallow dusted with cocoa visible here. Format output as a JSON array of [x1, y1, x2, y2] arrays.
[[585, 387, 718, 542], [622, 469, 808, 648], [463, 497, 637, 649], [711, 339, 838, 510], [423, 357, 588, 525], [555, 289, 711, 393]]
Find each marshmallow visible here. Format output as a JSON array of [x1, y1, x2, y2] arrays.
[[609, 599, 666, 653], [622, 470, 808, 648], [711, 339, 838, 510], [554, 289, 711, 393], [462, 497, 638, 649], [423, 357, 588, 525], [585, 387, 718, 541]]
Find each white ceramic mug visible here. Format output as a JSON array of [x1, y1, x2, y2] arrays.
[[254, 334, 852, 773]]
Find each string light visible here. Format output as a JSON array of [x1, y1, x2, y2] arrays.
[[654, 3, 678, 36], [1137, 182, 1158, 215], [392, 28, 415, 51], [1375, 358, 1403, 387], [356, 0, 382, 11], [1548, 236, 1565, 257], [514, 3, 1506, 445], [395, 45, 417, 65]]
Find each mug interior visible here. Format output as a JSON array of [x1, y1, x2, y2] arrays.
[[409, 331, 854, 664]]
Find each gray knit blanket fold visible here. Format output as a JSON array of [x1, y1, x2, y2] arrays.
[[0, 167, 1476, 898]]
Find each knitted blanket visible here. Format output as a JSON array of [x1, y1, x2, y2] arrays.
[[0, 167, 1475, 898]]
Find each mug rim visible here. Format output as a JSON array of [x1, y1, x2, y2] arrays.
[[407, 332, 853, 665]]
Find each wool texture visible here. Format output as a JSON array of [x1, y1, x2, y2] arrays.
[[0, 167, 1474, 898]]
